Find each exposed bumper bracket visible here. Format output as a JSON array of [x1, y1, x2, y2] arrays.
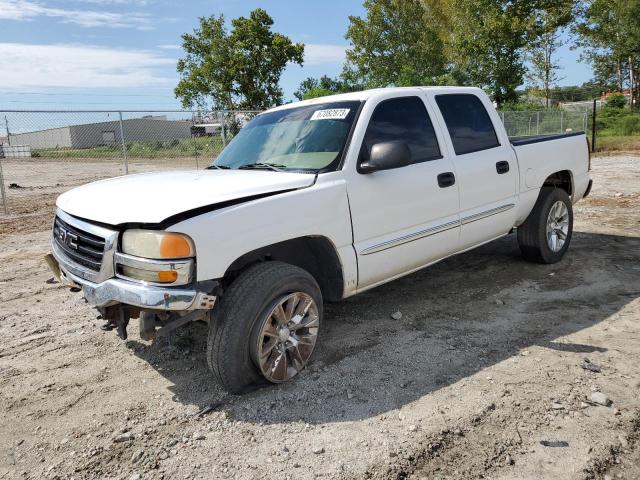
[[156, 310, 206, 338]]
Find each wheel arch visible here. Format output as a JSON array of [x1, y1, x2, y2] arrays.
[[222, 236, 345, 302], [542, 170, 573, 197]]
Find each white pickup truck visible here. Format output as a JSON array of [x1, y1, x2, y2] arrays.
[[48, 87, 592, 393]]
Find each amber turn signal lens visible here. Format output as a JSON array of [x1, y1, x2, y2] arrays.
[[159, 233, 194, 258], [157, 270, 178, 283]]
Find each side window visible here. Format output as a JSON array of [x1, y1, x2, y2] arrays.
[[360, 96, 441, 166], [435, 94, 500, 155]]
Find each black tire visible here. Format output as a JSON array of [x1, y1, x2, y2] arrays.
[[206, 261, 323, 394], [517, 186, 573, 264]]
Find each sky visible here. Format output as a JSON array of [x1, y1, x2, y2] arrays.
[[0, 0, 593, 111]]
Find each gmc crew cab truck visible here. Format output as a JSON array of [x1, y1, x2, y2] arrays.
[[47, 87, 592, 393]]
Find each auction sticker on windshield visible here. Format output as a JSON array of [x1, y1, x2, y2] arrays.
[[310, 109, 351, 121]]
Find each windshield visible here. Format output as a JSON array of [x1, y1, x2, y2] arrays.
[[212, 101, 361, 172]]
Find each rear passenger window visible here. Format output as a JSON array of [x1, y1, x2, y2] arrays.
[[361, 96, 441, 165], [435, 94, 500, 155]]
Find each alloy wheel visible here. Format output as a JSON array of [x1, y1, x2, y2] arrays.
[[252, 292, 319, 383], [546, 200, 569, 252]]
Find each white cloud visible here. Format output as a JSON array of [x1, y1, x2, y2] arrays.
[[0, 0, 151, 29], [303, 44, 347, 66], [0, 43, 176, 88], [158, 44, 181, 50]]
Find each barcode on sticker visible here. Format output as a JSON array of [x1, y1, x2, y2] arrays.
[[310, 109, 351, 121]]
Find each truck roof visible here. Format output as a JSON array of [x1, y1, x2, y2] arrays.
[[268, 86, 487, 113]]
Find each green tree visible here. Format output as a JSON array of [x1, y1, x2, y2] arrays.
[[605, 93, 627, 109], [575, 0, 640, 109], [293, 75, 347, 100], [175, 9, 304, 110], [300, 87, 337, 100], [526, 1, 574, 107], [439, 0, 542, 107], [548, 82, 604, 102], [344, 0, 446, 88]]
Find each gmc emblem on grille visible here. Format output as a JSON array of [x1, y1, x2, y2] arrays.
[[57, 226, 79, 250]]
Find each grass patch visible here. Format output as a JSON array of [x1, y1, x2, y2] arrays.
[[33, 136, 226, 159], [596, 108, 640, 137], [590, 107, 640, 153], [594, 135, 640, 153]]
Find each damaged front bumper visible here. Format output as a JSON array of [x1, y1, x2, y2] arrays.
[[46, 250, 216, 312], [47, 209, 217, 340]]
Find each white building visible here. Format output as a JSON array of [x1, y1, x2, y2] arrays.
[[8, 116, 193, 150]]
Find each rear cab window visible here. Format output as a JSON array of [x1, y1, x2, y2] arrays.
[[360, 96, 441, 166], [435, 94, 500, 155]]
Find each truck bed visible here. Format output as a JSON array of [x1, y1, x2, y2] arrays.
[[508, 129, 590, 224], [509, 131, 585, 146]]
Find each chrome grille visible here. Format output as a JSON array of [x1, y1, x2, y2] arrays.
[[53, 216, 106, 272]]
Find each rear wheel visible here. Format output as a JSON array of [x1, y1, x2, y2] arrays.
[[517, 187, 573, 264], [206, 261, 322, 394]]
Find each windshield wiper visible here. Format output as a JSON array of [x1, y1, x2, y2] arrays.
[[238, 162, 287, 172], [206, 165, 231, 170]]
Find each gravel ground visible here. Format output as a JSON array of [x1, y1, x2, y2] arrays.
[[0, 155, 639, 480]]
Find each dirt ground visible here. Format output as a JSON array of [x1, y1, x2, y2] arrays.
[[0, 155, 639, 480], [0, 157, 200, 233]]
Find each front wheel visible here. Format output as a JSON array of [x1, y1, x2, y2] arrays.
[[206, 261, 322, 394], [517, 186, 573, 264]]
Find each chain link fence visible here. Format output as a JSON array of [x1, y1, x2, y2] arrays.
[[0, 108, 591, 217], [500, 110, 589, 137], [0, 110, 259, 216]]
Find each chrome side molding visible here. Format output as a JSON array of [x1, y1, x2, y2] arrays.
[[360, 220, 459, 255], [461, 203, 515, 225], [360, 203, 515, 256]]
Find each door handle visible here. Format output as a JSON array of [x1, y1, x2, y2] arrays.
[[437, 172, 455, 188], [496, 161, 510, 174]]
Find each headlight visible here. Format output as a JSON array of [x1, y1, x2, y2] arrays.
[[122, 230, 195, 259]]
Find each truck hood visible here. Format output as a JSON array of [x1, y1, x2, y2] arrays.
[[56, 169, 316, 226]]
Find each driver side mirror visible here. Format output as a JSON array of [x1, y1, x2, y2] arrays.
[[359, 141, 411, 174]]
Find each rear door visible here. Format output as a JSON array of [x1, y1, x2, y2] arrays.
[[429, 92, 517, 250], [344, 93, 460, 290]]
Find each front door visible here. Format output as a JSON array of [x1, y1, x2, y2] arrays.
[[345, 94, 461, 290]]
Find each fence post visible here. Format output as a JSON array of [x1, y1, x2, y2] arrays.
[[0, 155, 7, 214], [4, 116, 10, 146], [591, 99, 597, 152], [536, 111, 540, 135], [560, 111, 564, 133], [220, 111, 227, 147], [118, 111, 129, 174]]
